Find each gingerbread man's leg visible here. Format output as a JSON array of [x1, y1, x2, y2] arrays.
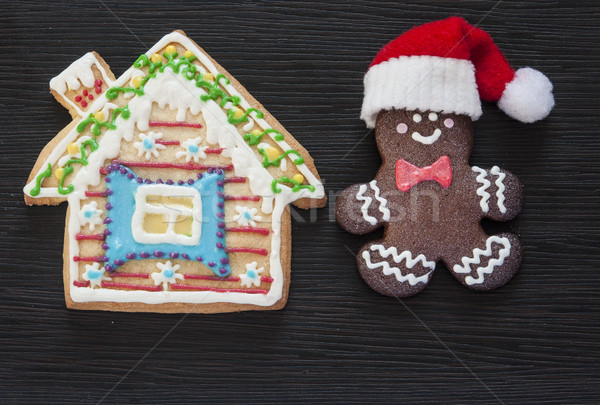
[[357, 237, 436, 298], [443, 229, 522, 291]]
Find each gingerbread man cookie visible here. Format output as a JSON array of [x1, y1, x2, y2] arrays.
[[336, 17, 554, 297]]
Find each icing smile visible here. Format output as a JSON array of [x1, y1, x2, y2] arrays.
[[411, 128, 442, 144]]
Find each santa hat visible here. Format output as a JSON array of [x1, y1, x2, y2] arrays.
[[361, 17, 554, 128]]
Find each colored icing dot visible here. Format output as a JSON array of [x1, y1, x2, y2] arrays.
[[203, 73, 214, 81], [151, 53, 162, 63], [444, 118, 454, 128], [184, 50, 194, 58], [232, 108, 244, 120], [83, 89, 88, 96], [247, 270, 256, 278], [219, 268, 228, 275], [84, 210, 95, 218], [75, 95, 82, 102], [95, 86, 102, 94], [169, 252, 179, 259], [163, 269, 174, 278], [165, 45, 177, 55], [54, 167, 64, 180], [429, 112, 438, 121], [131, 76, 143, 89], [95, 79, 103, 86], [94, 111, 105, 121], [243, 212, 252, 220], [88, 270, 102, 280], [251, 128, 261, 136], [188, 144, 199, 153], [292, 173, 304, 184], [396, 123, 408, 134], [413, 113, 422, 123], [142, 138, 154, 149], [88, 94, 94, 100], [67, 142, 79, 155], [81, 100, 88, 107], [153, 250, 164, 258], [265, 146, 279, 161]]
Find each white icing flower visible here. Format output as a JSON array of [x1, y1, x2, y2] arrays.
[[133, 131, 165, 160], [152, 260, 183, 290], [79, 201, 103, 231], [82, 263, 110, 288], [240, 262, 264, 288], [233, 206, 262, 227], [176, 137, 208, 163]]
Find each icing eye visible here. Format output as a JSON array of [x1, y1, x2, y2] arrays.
[[413, 113, 422, 123], [428, 112, 438, 121], [396, 123, 408, 134], [443, 118, 454, 128]]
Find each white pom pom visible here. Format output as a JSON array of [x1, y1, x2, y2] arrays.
[[498, 67, 554, 123]]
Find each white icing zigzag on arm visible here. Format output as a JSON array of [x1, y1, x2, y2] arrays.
[[490, 166, 507, 214], [356, 184, 377, 225], [363, 245, 435, 285], [472, 166, 491, 213], [452, 236, 511, 285], [369, 180, 390, 221]]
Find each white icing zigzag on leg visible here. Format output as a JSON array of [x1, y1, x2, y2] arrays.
[[452, 236, 511, 285], [356, 184, 376, 225], [363, 245, 435, 286], [369, 180, 390, 221], [490, 166, 507, 214], [472, 166, 491, 213]]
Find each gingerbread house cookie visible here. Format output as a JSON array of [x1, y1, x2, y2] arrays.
[[24, 30, 326, 313]]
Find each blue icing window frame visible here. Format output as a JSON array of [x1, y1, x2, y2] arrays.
[[102, 164, 231, 277]]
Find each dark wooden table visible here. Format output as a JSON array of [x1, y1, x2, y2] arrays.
[[1, 1, 598, 403]]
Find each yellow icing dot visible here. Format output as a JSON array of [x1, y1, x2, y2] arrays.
[[232, 108, 244, 120], [265, 146, 279, 161], [67, 143, 79, 155], [54, 167, 65, 180], [292, 174, 304, 184], [203, 73, 214, 81], [251, 129, 262, 136], [151, 53, 162, 63], [165, 45, 177, 55], [131, 76, 143, 89], [184, 49, 194, 58], [93, 111, 105, 122]]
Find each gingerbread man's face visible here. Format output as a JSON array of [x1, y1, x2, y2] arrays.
[[374, 109, 473, 166]]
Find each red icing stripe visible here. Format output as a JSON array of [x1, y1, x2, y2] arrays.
[[109, 272, 150, 279], [224, 247, 269, 256], [184, 274, 241, 282], [205, 148, 224, 154], [224, 177, 246, 183], [73, 256, 106, 262], [261, 276, 274, 283], [75, 233, 106, 241], [224, 195, 261, 201], [73, 280, 90, 287], [101, 281, 162, 291], [225, 226, 270, 236], [85, 191, 108, 197], [155, 139, 181, 146], [112, 160, 233, 171], [170, 284, 268, 294], [148, 120, 203, 128]]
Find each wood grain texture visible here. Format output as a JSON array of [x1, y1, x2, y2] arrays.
[[1, 1, 599, 403]]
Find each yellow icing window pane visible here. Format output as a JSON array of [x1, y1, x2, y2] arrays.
[[173, 215, 193, 237], [146, 195, 194, 209], [143, 213, 168, 234]]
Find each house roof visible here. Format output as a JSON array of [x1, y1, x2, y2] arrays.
[[24, 31, 325, 210]]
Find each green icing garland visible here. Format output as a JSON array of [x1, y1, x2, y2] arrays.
[[271, 177, 315, 194], [38, 48, 313, 196]]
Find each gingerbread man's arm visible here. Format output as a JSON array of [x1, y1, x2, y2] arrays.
[[335, 180, 390, 234], [470, 166, 524, 221]]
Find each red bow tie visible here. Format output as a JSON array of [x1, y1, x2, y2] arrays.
[[395, 155, 453, 192]]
